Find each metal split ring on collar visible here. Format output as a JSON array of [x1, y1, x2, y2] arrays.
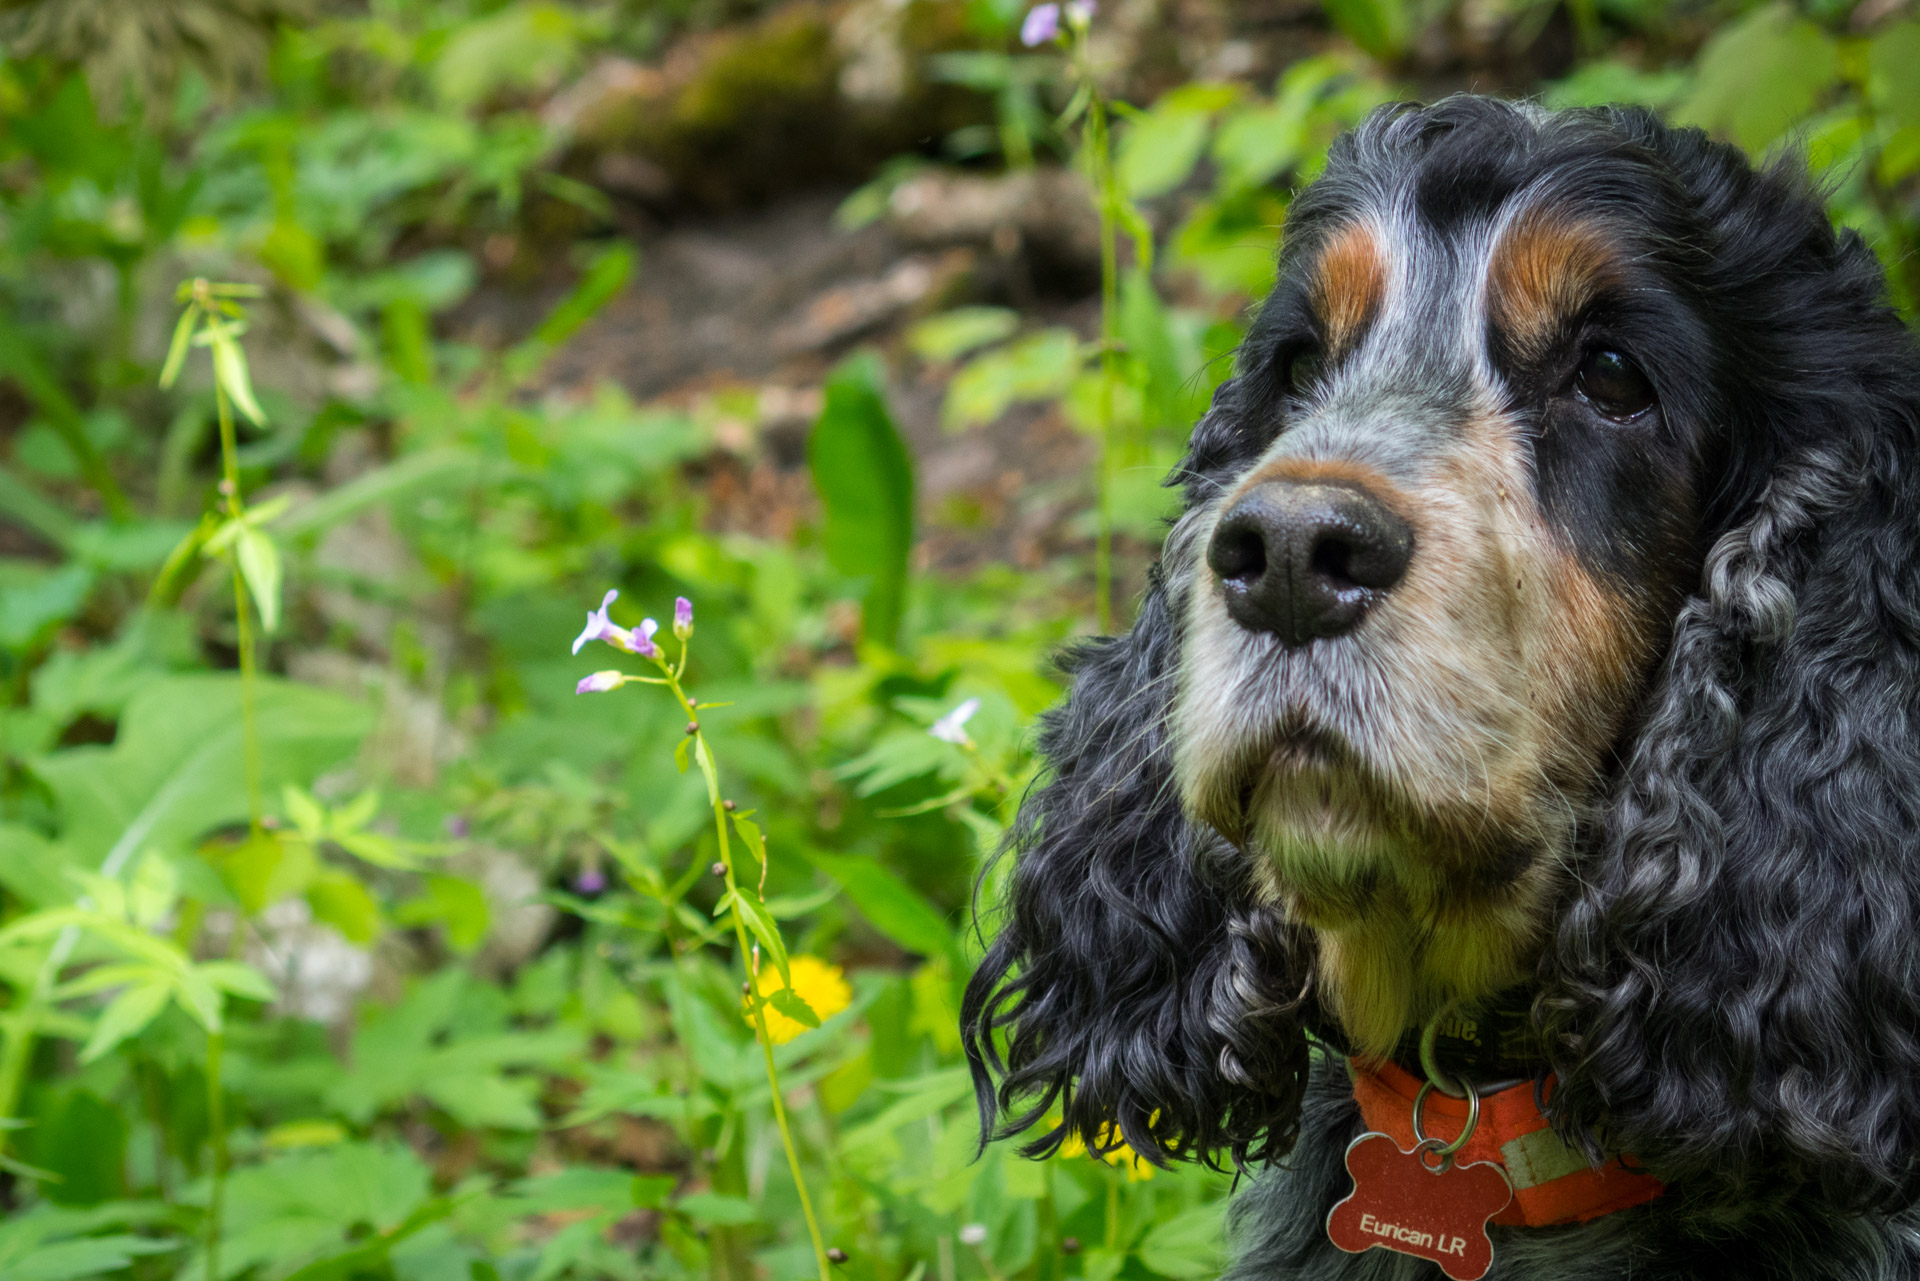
[[1411, 998, 1478, 1166], [1411, 1075, 1481, 1164]]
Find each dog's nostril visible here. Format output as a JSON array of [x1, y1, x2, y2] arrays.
[[1207, 521, 1268, 584], [1309, 537, 1357, 592], [1206, 478, 1413, 646]]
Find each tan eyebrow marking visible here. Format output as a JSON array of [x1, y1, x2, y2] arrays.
[[1486, 211, 1623, 360], [1309, 222, 1387, 357]]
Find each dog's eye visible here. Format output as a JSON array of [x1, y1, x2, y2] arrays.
[[1283, 346, 1323, 395], [1574, 349, 1655, 421]]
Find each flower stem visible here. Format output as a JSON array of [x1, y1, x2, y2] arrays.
[[1080, 46, 1121, 634], [213, 379, 264, 835], [205, 1029, 227, 1281], [664, 673, 832, 1281]]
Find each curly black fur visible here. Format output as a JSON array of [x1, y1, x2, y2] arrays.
[[960, 557, 1317, 1168], [1534, 120, 1920, 1215], [965, 95, 1920, 1279]]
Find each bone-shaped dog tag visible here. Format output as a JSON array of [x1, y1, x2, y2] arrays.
[[1326, 1132, 1512, 1281]]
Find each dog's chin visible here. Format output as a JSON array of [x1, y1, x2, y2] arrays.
[[1242, 758, 1407, 928], [1189, 732, 1555, 1057]]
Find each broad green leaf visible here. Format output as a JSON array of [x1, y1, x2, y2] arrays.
[[907, 307, 1020, 362], [674, 1193, 757, 1226], [146, 515, 214, 610], [730, 812, 767, 869], [234, 525, 282, 632], [203, 1142, 430, 1279], [14, 1091, 127, 1206], [1137, 1203, 1226, 1278], [209, 330, 267, 427], [838, 1066, 973, 1152], [282, 785, 326, 839], [31, 675, 371, 877], [395, 875, 490, 952], [808, 851, 955, 958], [0, 463, 79, 550], [508, 1167, 661, 1215], [1543, 59, 1690, 111], [723, 889, 791, 985], [197, 959, 277, 1001], [56, 963, 158, 999], [808, 352, 915, 647], [1118, 85, 1240, 199], [275, 449, 484, 541], [0, 825, 84, 909], [834, 727, 955, 796], [215, 828, 317, 913], [1675, 5, 1840, 154], [0, 563, 93, 651], [433, 2, 583, 106], [264, 1120, 348, 1150], [943, 329, 1083, 429], [1869, 22, 1920, 131], [173, 965, 224, 1032], [306, 869, 382, 944], [425, 1071, 542, 1130], [8, 1234, 177, 1280], [1211, 56, 1350, 190], [1321, 0, 1410, 62], [335, 789, 380, 831], [769, 988, 821, 1029], [158, 306, 198, 389], [334, 829, 418, 870], [77, 980, 169, 1062], [763, 884, 837, 919]]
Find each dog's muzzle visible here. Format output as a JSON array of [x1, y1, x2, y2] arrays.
[[1206, 478, 1414, 645]]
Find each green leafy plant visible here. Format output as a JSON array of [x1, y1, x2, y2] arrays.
[[573, 591, 834, 1281], [0, 2, 1912, 1279]]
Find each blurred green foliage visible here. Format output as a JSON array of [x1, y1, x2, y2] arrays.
[[0, 0, 1914, 1278]]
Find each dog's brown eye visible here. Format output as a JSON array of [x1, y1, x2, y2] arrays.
[[1574, 349, 1655, 420], [1285, 347, 1323, 394]]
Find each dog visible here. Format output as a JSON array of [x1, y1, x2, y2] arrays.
[[962, 95, 1920, 1280]]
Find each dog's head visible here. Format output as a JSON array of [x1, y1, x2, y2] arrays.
[[964, 96, 1920, 1212]]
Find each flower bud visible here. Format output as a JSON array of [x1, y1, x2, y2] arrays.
[[576, 671, 625, 695]]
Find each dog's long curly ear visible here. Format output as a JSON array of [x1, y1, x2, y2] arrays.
[[961, 564, 1314, 1169], [1542, 120, 1920, 1213]]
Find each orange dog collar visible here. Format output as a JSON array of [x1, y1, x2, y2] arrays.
[[1348, 1059, 1665, 1228]]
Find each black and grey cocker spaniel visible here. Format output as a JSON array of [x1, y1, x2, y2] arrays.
[[963, 96, 1920, 1280]]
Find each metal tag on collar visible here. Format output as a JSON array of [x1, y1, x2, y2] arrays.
[[1326, 1009, 1514, 1281]]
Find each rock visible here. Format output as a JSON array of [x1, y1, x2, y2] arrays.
[[557, 0, 993, 210], [247, 897, 375, 1027], [885, 167, 1103, 293]]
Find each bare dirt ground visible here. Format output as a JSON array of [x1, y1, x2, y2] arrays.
[[452, 183, 1119, 595]]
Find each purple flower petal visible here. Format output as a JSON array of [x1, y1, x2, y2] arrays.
[[930, 697, 981, 744], [572, 589, 638, 655], [577, 670, 625, 694], [635, 618, 661, 660], [1020, 3, 1060, 46], [575, 868, 607, 893], [673, 596, 694, 640]]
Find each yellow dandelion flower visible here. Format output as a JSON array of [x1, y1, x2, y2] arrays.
[[1054, 1124, 1157, 1181], [746, 954, 852, 1044]]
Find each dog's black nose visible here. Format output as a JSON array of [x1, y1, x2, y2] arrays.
[[1206, 479, 1413, 645]]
